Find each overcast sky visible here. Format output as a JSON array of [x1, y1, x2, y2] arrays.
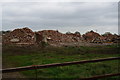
[[2, 2, 118, 34]]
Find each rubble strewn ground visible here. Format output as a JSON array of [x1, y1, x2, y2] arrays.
[[2, 27, 120, 47]]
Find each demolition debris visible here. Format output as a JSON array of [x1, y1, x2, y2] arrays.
[[2, 27, 120, 46], [3, 27, 35, 45]]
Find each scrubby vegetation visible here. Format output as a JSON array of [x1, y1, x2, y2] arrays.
[[2, 44, 120, 79]]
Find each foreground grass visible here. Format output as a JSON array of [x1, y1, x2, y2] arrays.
[[2, 44, 120, 79]]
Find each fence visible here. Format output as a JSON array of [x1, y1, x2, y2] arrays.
[[1, 57, 120, 79]]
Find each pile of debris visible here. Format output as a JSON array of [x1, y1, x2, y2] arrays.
[[2, 27, 120, 46], [3, 27, 35, 45], [82, 30, 101, 43], [101, 33, 120, 43], [36, 30, 82, 44], [82, 30, 120, 43]]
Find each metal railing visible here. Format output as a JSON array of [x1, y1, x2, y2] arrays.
[[1, 57, 120, 79]]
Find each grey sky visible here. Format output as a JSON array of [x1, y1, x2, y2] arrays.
[[2, 2, 118, 34]]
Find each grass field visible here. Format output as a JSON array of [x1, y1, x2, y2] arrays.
[[2, 44, 120, 79]]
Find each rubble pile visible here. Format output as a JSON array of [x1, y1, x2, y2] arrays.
[[82, 30, 101, 42], [3, 27, 35, 44], [66, 33, 81, 42], [101, 33, 120, 43], [82, 30, 120, 43], [2, 27, 120, 46], [36, 30, 82, 44]]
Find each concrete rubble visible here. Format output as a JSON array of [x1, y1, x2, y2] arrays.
[[2, 27, 120, 46], [3, 27, 35, 45], [36, 30, 82, 44], [82, 30, 101, 43], [82, 30, 120, 44]]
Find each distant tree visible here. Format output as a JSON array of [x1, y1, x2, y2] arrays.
[[102, 32, 112, 36], [113, 33, 118, 36], [66, 31, 72, 34], [75, 31, 80, 35], [6, 30, 11, 33], [2, 31, 6, 34], [2, 30, 11, 34]]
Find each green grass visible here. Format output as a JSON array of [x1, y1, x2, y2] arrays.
[[2, 44, 120, 79]]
